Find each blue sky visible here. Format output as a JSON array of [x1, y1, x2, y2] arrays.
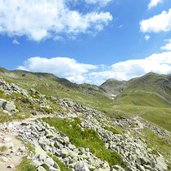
[[1, 0, 171, 84]]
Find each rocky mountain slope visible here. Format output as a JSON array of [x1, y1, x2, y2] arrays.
[[100, 79, 125, 97], [0, 68, 171, 171]]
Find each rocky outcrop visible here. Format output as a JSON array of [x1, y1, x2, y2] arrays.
[[112, 118, 138, 128], [112, 117, 170, 136], [0, 98, 18, 115], [59, 99, 106, 120], [144, 122, 170, 136], [59, 99, 90, 113], [0, 79, 51, 112], [0, 79, 28, 96]]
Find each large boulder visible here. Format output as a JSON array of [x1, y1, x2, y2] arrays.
[[0, 98, 6, 108], [37, 166, 46, 171], [155, 156, 168, 171], [61, 149, 69, 158], [74, 162, 89, 171], [45, 157, 55, 167], [0, 98, 18, 115], [4, 101, 17, 113], [112, 165, 125, 171]]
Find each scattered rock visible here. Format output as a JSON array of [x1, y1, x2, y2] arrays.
[[155, 155, 168, 171], [16, 120, 110, 170], [74, 161, 89, 171], [80, 113, 168, 171], [112, 165, 125, 171], [7, 164, 15, 169], [0, 84, 168, 171], [0, 98, 18, 115], [18, 146, 26, 153], [0, 79, 28, 96], [145, 122, 170, 136], [3, 137, 11, 143], [1, 156, 8, 162], [37, 166, 46, 171]]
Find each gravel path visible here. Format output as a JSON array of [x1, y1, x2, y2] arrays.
[[0, 114, 55, 170]]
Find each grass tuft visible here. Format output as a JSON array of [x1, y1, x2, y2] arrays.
[[15, 157, 36, 171]]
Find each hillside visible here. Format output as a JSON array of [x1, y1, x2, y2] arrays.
[[101, 72, 171, 106], [0, 68, 171, 171], [100, 72, 171, 132], [0, 69, 113, 114], [100, 79, 125, 97]]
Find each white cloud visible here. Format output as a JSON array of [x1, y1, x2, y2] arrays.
[[85, 0, 112, 6], [148, 0, 162, 9], [17, 57, 97, 84], [144, 35, 150, 40], [12, 39, 20, 45], [140, 9, 171, 33], [161, 39, 171, 51], [111, 53, 171, 78], [0, 0, 112, 41], [88, 52, 171, 84], [18, 53, 171, 85]]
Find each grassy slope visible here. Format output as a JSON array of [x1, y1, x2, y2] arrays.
[[108, 73, 171, 131], [0, 70, 113, 114], [114, 73, 171, 106], [1, 69, 171, 131]]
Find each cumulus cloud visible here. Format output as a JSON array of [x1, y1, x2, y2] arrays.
[[140, 9, 171, 33], [88, 52, 171, 84], [148, 0, 162, 9], [161, 39, 171, 51], [0, 0, 112, 41], [18, 53, 171, 85], [111, 53, 171, 78], [17, 57, 97, 84]]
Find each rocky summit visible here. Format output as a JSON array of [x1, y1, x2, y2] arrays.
[[0, 69, 171, 171]]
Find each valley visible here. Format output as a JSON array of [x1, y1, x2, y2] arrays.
[[0, 68, 171, 171]]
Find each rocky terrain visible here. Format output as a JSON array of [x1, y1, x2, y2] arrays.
[[0, 70, 171, 171]]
